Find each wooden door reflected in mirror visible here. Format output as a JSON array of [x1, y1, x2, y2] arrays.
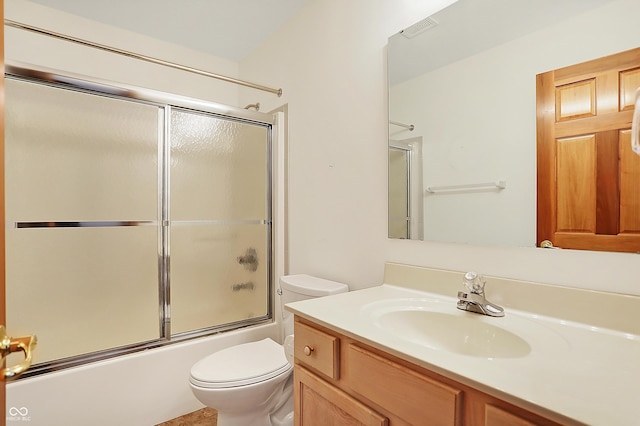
[[536, 46, 640, 253]]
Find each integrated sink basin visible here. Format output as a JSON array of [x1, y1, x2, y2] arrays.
[[361, 297, 568, 359], [376, 309, 530, 358]]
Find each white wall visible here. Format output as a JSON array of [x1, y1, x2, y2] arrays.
[[241, 0, 640, 295]]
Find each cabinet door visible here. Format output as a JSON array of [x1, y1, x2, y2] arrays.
[[347, 344, 462, 426], [295, 366, 388, 426]]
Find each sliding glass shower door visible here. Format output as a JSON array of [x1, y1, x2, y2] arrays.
[[5, 78, 161, 363], [4, 69, 273, 374], [169, 109, 270, 335]]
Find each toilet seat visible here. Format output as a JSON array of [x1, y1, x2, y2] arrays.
[[190, 338, 291, 389]]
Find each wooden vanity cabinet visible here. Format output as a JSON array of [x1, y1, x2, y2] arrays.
[[293, 316, 563, 426]]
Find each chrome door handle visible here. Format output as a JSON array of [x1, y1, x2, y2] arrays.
[[0, 326, 37, 379]]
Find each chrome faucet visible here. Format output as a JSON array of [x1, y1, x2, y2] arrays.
[[456, 272, 504, 317]]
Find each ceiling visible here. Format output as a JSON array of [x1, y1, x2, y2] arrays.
[[26, 0, 310, 61], [388, 0, 617, 85]]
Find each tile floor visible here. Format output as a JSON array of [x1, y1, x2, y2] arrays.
[[156, 408, 217, 426]]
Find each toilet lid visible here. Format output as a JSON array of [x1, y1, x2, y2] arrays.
[[190, 338, 291, 389]]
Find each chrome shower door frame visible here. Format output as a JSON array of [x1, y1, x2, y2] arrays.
[[5, 62, 276, 378]]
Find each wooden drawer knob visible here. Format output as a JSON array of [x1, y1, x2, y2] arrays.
[[303, 345, 314, 356]]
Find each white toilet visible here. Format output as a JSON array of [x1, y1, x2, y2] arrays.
[[189, 274, 349, 426]]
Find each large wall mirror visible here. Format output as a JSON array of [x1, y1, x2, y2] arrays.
[[388, 0, 640, 251]]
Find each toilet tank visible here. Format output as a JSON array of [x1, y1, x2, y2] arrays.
[[280, 274, 349, 305], [279, 274, 349, 336]]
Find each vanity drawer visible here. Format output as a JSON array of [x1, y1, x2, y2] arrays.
[[294, 321, 340, 380], [347, 344, 463, 426]]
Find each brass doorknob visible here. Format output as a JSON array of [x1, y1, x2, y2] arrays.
[[0, 326, 37, 379]]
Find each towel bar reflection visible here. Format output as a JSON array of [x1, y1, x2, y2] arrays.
[[426, 180, 507, 194], [390, 120, 415, 131]]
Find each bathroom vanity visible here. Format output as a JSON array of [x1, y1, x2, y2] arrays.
[[293, 317, 560, 425], [285, 263, 640, 426]]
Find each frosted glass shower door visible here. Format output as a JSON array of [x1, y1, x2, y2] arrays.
[[170, 109, 271, 334], [389, 147, 410, 239], [5, 78, 161, 364]]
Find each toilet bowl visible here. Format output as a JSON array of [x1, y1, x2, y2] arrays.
[[189, 274, 348, 426], [189, 338, 293, 426]]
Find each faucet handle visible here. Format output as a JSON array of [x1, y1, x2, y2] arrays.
[[463, 271, 485, 294]]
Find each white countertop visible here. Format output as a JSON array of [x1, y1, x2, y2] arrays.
[[285, 283, 640, 426]]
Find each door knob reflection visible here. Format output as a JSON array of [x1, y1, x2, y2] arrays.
[[539, 240, 559, 249]]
